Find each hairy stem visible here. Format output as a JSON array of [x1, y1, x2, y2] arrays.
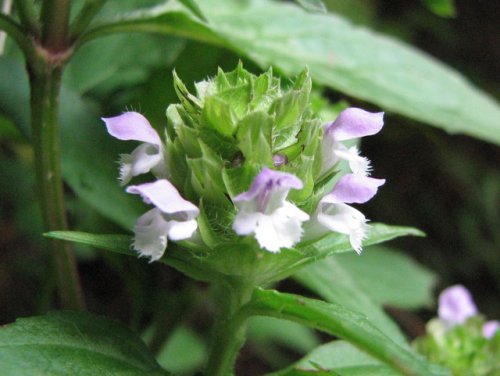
[[205, 280, 255, 376], [28, 45, 84, 310]]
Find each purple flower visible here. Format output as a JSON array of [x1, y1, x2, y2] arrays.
[[321, 108, 384, 176], [102, 112, 166, 185], [314, 174, 385, 254], [232, 168, 309, 252], [438, 285, 478, 328], [126, 179, 199, 261], [483, 320, 499, 339]]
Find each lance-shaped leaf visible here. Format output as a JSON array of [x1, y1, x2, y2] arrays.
[[0, 312, 168, 375], [81, 0, 500, 145], [246, 288, 447, 376]]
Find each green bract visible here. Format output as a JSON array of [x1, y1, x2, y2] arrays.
[[166, 63, 321, 214]]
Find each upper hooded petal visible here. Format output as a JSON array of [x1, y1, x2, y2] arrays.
[[127, 180, 199, 218], [102, 112, 162, 145], [321, 174, 385, 205], [325, 108, 384, 142]]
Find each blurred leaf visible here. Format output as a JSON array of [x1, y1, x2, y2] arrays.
[[269, 340, 399, 376], [293, 0, 327, 14], [66, 34, 185, 95], [249, 288, 446, 376], [0, 312, 167, 375], [0, 114, 23, 141], [155, 325, 206, 374], [0, 57, 144, 229], [248, 316, 319, 353], [422, 0, 456, 18], [335, 246, 437, 309], [294, 256, 407, 345], [84, 0, 500, 145]]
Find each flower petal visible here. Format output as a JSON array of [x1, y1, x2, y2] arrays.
[[483, 321, 499, 339], [254, 204, 308, 252], [102, 112, 161, 145], [167, 219, 198, 241], [233, 168, 303, 213], [322, 174, 385, 205], [132, 208, 170, 261], [127, 180, 199, 217], [317, 202, 368, 254], [325, 108, 384, 141], [438, 285, 478, 328]]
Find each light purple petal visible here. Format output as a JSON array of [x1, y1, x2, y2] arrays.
[[127, 180, 199, 217], [102, 112, 161, 145], [483, 321, 499, 339], [438, 285, 478, 327], [325, 108, 384, 142], [273, 154, 288, 167], [321, 174, 385, 205]]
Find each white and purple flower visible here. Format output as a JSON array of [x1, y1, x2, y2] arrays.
[[232, 168, 309, 253], [126, 179, 199, 261], [313, 173, 385, 254], [321, 108, 384, 176], [102, 112, 167, 185]]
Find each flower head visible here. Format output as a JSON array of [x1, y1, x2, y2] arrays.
[[232, 168, 309, 252], [126, 179, 199, 261], [314, 174, 385, 254], [322, 108, 384, 176], [438, 284, 478, 328], [102, 112, 166, 185]]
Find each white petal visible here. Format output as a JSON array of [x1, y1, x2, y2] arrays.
[[118, 154, 133, 186], [167, 219, 198, 241], [334, 145, 372, 176], [317, 203, 368, 254], [130, 143, 164, 176], [233, 212, 261, 235], [254, 204, 309, 252], [132, 209, 170, 261]]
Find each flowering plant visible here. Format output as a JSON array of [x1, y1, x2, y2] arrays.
[[414, 285, 500, 375], [1, 1, 498, 375]]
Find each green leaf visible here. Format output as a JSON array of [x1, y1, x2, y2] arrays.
[[422, 0, 456, 18], [294, 256, 407, 345], [247, 288, 446, 376], [87, 0, 500, 145], [335, 246, 437, 309], [46, 231, 136, 257], [0, 312, 167, 375], [201, 0, 500, 144], [269, 340, 400, 376], [46, 222, 424, 288], [0, 57, 144, 229], [293, 0, 327, 14]]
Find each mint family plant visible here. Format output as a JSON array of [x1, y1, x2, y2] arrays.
[[0, 1, 499, 375]]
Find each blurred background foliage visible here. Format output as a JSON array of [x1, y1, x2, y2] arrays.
[[0, 0, 498, 374]]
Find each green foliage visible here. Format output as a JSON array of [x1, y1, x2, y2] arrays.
[[0, 312, 167, 375], [414, 318, 500, 375], [80, 0, 500, 145], [248, 288, 446, 376], [270, 340, 400, 375]]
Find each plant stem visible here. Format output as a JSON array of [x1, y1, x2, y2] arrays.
[[205, 280, 255, 376], [40, 0, 70, 52], [13, 0, 40, 36], [28, 51, 85, 310]]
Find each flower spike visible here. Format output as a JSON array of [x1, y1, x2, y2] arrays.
[[438, 284, 478, 328]]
